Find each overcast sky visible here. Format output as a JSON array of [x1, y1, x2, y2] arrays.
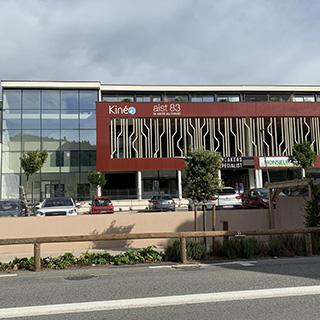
[[1, 0, 320, 85]]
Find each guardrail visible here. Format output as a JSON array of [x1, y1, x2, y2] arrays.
[[1, 227, 320, 272]]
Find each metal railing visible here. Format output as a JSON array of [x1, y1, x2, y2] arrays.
[[1, 227, 319, 271]]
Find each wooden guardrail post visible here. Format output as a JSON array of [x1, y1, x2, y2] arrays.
[[34, 242, 41, 272], [180, 237, 187, 264], [305, 233, 313, 256]]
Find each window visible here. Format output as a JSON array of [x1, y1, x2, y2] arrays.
[[191, 95, 214, 102], [269, 94, 291, 102], [22, 90, 40, 109], [3, 90, 21, 109], [292, 95, 315, 102], [79, 111, 95, 129], [216, 95, 240, 102], [245, 94, 268, 102], [42, 90, 60, 109], [79, 91, 97, 110], [165, 95, 188, 102], [61, 91, 79, 110]]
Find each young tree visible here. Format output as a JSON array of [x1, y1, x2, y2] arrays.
[[87, 170, 107, 197], [20, 151, 48, 213], [289, 142, 316, 177], [183, 149, 222, 232], [290, 142, 319, 227]]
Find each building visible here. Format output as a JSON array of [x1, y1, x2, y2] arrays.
[[1, 81, 320, 201]]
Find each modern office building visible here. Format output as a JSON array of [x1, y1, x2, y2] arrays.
[[1, 81, 320, 201]]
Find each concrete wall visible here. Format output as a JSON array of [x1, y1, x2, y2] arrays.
[[0, 209, 268, 256], [0, 197, 308, 258]]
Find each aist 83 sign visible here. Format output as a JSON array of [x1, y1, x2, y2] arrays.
[[152, 103, 181, 116]]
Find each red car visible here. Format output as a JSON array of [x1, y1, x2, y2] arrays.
[[90, 197, 114, 214]]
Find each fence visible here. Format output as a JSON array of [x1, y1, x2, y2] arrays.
[[1, 227, 320, 272]]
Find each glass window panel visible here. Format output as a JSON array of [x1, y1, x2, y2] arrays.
[[119, 96, 134, 102], [77, 183, 90, 201], [61, 130, 79, 150], [41, 110, 60, 129], [60, 173, 79, 199], [1, 152, 21, 173], [165, 95, 189, 102], [41, 151, 60, 173], [22, 112, 41, 129], [317, 95, 320, 102], [102, 95, 119, 102], [191, 95, 214, 102], [42, 130, 60, 151], [203, 96, 214, 102], [40, 173, 62, 199], [42, 90, 60, 109], [136, 96, 151, 102], [191, 96, 202, 102], [60, 151, 79, 173], [80, 150, 96, 168], [217, 95, 240, 102], [80, 110, 96, 129], [245, 94, 268, 102], [292, 96, 304, 102], [269, 94, 291, 102], [3, 90, 21, 109], [61, 110, 79, 129], [152, 96, 161, 102], [80, 130, 96, 150], [2, 130, 21, 151], [22, 90, 40, 109], [2, 109, 21, 130], [79, 91, 97, 110], [1, 174, 20, 199], [303, 95, 315, 102], [22, 130, 41, 150], [61, 90, 79, 110]]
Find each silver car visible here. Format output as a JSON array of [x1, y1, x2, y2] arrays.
[[36, 197, 78, 216], [149, 195, 176, 212]]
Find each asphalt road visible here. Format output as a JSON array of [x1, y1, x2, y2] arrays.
[[1, 256, 320, 319]]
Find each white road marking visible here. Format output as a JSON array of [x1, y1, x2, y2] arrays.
[[0, 274, 17, 278], [1, 285, 320, 318], [149, 261, 257, 269]]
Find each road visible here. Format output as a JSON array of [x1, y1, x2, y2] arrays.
[[1, 256, 320, 319]]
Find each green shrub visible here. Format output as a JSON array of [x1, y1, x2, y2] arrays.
[[164, 239, 206, 262]]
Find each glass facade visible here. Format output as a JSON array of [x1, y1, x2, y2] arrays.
[[1, 89, 98, 201]]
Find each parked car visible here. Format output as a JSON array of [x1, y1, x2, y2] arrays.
[[188, 187, 242, 210], [149, 195, 176, 211], [242, 188, 269, 209], [36, 197, 78, 216], [90, 196, 114, 214], [0, 200, 22, 217]]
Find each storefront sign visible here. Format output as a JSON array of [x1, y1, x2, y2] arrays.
[[259, 157, 295, 168], [152, 103, 181, 116], [221, 157, 254, 169], [108, 105, 137, 115]]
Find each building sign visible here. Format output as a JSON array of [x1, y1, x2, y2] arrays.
[[259, 157, 295, 168], [221, 157, 254, 169], [108, 105, 137, 115], [152, 103, 181, 116]]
